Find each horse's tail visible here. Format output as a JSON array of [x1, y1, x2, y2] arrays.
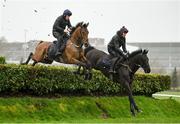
[[84, 45, 95, 56], [32, 41, 50, 62], [38, 40, 44, 45]]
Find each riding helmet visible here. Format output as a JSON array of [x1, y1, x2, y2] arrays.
[[63, 9, 72, 16], [120, 26, 128, 34]]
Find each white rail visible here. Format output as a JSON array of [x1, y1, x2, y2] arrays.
[[152, 94, 180, 98]]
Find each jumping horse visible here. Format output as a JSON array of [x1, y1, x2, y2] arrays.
[[76, 46, 151, 116], [22, 22, 91, 78]]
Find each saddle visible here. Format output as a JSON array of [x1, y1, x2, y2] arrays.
[[46, 41, 57, 60], [47, 36, 69, 62], [99, 58, 112, 69], [97, 56, 125, 74]]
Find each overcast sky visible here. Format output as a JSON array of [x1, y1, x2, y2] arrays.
[[0, 0, 180, 44]]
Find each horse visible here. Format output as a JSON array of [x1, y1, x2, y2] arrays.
[[75, 46, 151, 116], [21, 22, 92, 79]]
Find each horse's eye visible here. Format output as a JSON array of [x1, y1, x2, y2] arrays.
[[82, 31, 87, 35]]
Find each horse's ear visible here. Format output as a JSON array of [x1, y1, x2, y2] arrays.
[[79, 21, 84, 27], [82, 22, 89, 28], [86, 22, 89, 27], [143, 49, 149, 54], [139, 48, 143, 53], [82, 22, 85, 27], [82, 22, 87, 28]]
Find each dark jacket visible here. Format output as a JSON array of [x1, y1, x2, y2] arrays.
[[52, 15, 72, 35], [108, 33, 127, 53]]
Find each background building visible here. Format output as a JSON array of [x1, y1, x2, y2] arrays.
[[0, 38, 107, 63], [128, 42, 180, 83]]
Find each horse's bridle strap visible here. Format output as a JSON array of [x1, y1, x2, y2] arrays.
[[119, 63, 132, 72], [70, 27, 84, 48], [70, 41, 82, 48]]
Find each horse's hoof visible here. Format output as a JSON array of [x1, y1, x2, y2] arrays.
[[87, 73, 92, 80], [80, 72, 84, 76], [20, 62, 26, 65], [131, 111, 136, 117], [73, 71, 80, 75], [84, 74, 89, 80], [109, 75, 113, 81], [137, 109, 143, 113], [84, 77, 88, 80]]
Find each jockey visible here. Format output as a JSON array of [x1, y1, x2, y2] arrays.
[[107, 26, 128, 58], [52, 9, 72, 58], [107, 26, 129, 80]]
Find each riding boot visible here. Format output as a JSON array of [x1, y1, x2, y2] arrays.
[[55, 37, 64, 58], [57, 42, 66, 57], [108, 58, 117, 80], [55, 51, 62, 58], [109, 71, 114, 81], [55, 49, 63, 58], [109, 66, 116, 80], [56, 35, 69, 57], [108, 57, 123, 80]]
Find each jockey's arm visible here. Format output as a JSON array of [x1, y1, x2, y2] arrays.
[[116, 48, 124, 56], [54, 17, 64, 34], [113, 38, 126, 56], [67, 20, 72, 29], [122, 41, 127, 53], [113, 38, 121, 52], [56, 26, 64, 34]]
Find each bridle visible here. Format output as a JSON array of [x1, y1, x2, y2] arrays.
[[70, 27, 85, 48]]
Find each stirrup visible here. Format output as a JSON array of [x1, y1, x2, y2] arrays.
[[109, 74, 113, 80], [109, 70, 116, 74], [55, 52, 62, 57]]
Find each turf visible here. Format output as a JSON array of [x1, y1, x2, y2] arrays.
[[0, 96, 179, 123]]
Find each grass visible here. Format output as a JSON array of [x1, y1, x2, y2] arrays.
[[0, 96, 179, 123]]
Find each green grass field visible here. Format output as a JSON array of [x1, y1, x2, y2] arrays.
[[0, 96, 179, 123]]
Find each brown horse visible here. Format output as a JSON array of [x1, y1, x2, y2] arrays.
[[22, 22, 91, 75]]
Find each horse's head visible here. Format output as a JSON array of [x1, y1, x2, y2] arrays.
[[71, 22, 89, 47], [130, 49, 151, 73]]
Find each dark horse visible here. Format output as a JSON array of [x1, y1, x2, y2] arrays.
[[21, 22, 91, 79], [76, 46, 151, 116]]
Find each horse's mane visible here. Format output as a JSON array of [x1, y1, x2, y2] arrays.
[[85, 46, 143, 58], [70, 22, 83, 35], [129, 49, 143, 58], [84, 45, 95, 56]]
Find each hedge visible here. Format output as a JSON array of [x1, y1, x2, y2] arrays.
[[0, 64, 171, 96], [0, 57, 6, 64]]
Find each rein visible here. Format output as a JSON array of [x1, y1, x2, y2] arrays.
[[70, 41, 83, 48], [113, 57, 132, 73], [119, 63, 132, 73], [70, 27, 84, 48]]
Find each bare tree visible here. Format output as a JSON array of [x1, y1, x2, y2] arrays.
[[171, 67, 178, 90]]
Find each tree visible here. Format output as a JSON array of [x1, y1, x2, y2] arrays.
[[0, 36, 8, 43], [171, 67, 178, 90]]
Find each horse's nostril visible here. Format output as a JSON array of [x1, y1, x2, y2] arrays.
[[145, 68, 151, 73], [84, 42, 89, 47]]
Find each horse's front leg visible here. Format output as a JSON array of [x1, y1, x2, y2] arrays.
[[80, 54, 91, 69], [70, 58, 91, 79], [73, 65, 82, 75], [80, 55, 92, 80], [129, 74, 141, 113], [70, 58, 87, 68], [122, 79, 139, 116], [74, 65, 85, 75]]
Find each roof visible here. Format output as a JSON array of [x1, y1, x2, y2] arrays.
[[127, 42, 180, 47]]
